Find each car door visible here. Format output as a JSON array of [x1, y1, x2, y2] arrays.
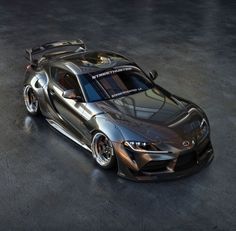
[[48, 66, 90, 144]]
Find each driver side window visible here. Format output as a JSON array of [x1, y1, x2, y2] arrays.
[[51, 67, 83, 98]]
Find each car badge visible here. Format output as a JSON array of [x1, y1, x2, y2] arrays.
[[182, 140, 195, 147], [182, 140, 190, 147]]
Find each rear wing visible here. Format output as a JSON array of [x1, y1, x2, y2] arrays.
[[25, 39, 86, 65]]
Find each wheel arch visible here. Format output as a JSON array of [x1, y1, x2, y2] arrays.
[[91, 117, 125, 143], [24, 67, 52, 117]]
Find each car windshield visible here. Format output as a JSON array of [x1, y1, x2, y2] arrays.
[[79, 67, 154, 102]]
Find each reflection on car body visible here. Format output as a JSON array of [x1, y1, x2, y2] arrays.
[[23, 40, 214, 181]]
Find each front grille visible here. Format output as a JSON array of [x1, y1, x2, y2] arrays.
[[141, 160, 170, 172], [175, 152, 197, 171]]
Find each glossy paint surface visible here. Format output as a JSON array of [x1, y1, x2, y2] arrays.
[[0, 0, 235, 230], [24, 48, 213, 181]]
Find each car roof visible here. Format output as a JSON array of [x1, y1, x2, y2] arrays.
[[45, 50, 134, 74]]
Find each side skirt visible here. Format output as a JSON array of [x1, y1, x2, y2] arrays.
[[46, 119, 92, 152]]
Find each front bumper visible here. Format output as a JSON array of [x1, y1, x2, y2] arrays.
[[114, 137, 214, 182]]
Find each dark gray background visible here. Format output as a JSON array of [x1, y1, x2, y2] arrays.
[[0, 0, 235, 230]]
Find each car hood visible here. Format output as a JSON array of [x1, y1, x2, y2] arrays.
[[92, 88, 205, 149]]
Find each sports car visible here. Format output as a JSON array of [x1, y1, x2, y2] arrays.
[[23, 39, 214, 181]]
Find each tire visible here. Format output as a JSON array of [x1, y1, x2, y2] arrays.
[[91, 132, 116, 169], [23, 85, 40, 115]]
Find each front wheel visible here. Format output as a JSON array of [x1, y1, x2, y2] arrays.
[[23, 85, 40, 115], [91, 132, 116, 169]]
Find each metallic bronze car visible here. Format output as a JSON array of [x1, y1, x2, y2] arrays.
[[23, 40, 214, 181]]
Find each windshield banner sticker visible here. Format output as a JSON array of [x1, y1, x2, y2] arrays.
[[92, 67, 132, 79], [111, 88, 142, 98]]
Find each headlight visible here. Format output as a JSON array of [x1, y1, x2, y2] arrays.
[[124, 141, 169, 153]]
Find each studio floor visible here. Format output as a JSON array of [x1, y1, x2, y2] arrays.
[[0, 0, 235, 230]]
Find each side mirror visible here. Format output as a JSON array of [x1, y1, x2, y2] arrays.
[[149, 70, 158, 80], [62, 89, 82, 101]]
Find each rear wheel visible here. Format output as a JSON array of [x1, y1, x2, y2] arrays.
[[23, 85, 40, 115], [92, 132, 116, 169]]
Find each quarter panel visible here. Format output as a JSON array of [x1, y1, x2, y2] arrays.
[[24, 66, 57, 118]]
